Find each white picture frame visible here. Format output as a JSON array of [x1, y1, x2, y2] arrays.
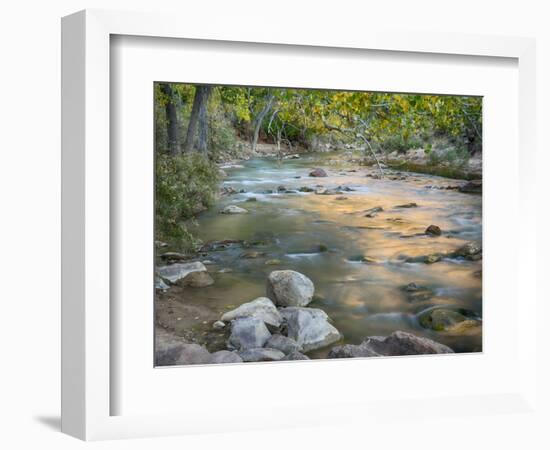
[[61, 9, 537, 441]]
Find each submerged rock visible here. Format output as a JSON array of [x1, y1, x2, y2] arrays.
[[406, 253, 443, 264], [364, 206, 383, 218], [299, 186, 315, 192], [280, 307, 342, 352], [265, 334, 302, 354], [228, 317, 271, 350], [459, 179, 482, 194], [309, 168, 328, 177], [418, 307, 481, 333], [157, 262, 214, 287], [395, 202, 418, 208], [266, 270, 315, 307], [220, 205, 248, 214], [221, 297, 283, 328], [238, 348, 286, 362], [240, 251, 265, 259], [265, 259, 282, 266], [328, 331, 453, 358], [451, 242, 482, 260]]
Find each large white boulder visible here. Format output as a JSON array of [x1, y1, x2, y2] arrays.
[[228, 317, 271, 351], [266, 270, 314, 307], [221, 297, 282, 328], [157, 261, 213, 287], [280, 307, 341, 352]]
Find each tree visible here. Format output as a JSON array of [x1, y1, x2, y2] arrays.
[[159, 83, 180, 155], [248, 89, 276, 152], [183, 85, 212, 153]]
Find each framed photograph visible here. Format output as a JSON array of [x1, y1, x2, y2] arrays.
[[62, 9, 537, 441]]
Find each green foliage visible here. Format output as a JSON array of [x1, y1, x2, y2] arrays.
[[428, 146, 470, 168], [155, 153, 219, 250]]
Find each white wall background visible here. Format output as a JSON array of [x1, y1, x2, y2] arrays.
[[0, 1, 547, 449]]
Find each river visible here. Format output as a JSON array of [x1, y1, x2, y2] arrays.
[[177, 153, 482, 357]]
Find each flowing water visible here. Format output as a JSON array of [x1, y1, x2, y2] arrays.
[[176, 153, 482, 357]]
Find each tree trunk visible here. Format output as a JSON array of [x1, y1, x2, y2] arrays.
[[159, 83, 180, 155], [184, 85, 212, 153], [197, 86, 212, 154], [251, 93, 275, 152]]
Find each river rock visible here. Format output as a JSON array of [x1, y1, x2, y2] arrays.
[[395, 202, 418, 208], [406, 253, 443, 264], [328, 340, 383, 358], [220, 186, 238, 196], [157, 262, 214, 287], [282, 351, 310, 360], [459, 179, 482, 194], [160, 252, 187, 262], [157, 342, 213, 366], [238, 348, 285, 362], [309, 168, 328, 177], [210, 350, 243, 364], [425, 224, 442, 236], [220, 205, 248, 214], [418, 307, 480, 332], [451, 242, 482, 260], [221, 297, 283, 328], [315, 187, 328, 195], [328, 331, 453, 358], [265, 334, 302, 354], [299, 186, 315, 192], [381, 331, 454, 354], [240, 251, 265, 259], [280, 307, 342, 352], [155, 276, 169, 290], [228, 317, 271, 350], [212, 320, 226, 330], [266, 270, 315, 307], [265, 259, 282, 266], [364, 206, 383, 217]]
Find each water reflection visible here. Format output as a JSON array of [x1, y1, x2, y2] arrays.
[[176, 154, 482, 356]]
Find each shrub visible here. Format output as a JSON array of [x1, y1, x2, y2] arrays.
[[428, 146, 470, 168], [155, 153, 219, 251]]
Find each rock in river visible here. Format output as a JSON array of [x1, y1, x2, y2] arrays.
[[265, 334, 302, 354], [221, 297, 283, 328], [328, 331, 453, 358], [228, 317, 271, 350], [238, 348, 286, 362], [459, 179, 482, 194], [280, 307, 342, 352], [418, 307, 481, 334], [425, 224, 442, 236], [220, 205, 248, 214], [309, 168, 328, 177], [266, 270, 315, 307], [451, 242, 482, 260], [157, 261, 214, 287]]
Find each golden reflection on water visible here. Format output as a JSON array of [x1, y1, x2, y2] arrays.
[[163, 155, 482, 356]]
